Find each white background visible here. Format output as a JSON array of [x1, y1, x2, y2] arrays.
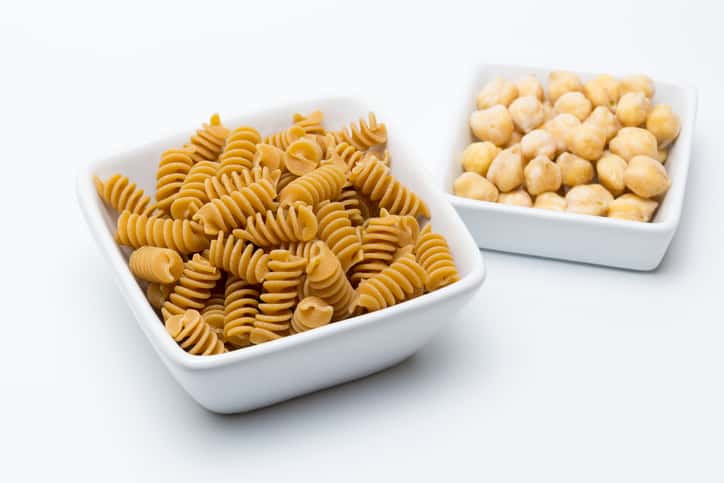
[[1, 1, 722, 481]]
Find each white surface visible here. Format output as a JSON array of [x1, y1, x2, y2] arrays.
[[446, 64, 696, 270], [78, 97, 484, 413], [1, 0, 723, 481]]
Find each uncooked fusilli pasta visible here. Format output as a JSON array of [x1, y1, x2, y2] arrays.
[[129, 246, 184, 284], [415, 224, 460, 291], [333, 112, 387, 151], [155, 147, 195, 211], [278, 162, 347, 208], [223, 276, 259, 347], [94, 173, 154, 216], [165, 309, 226, 355], [170, 160, 218, 219], [303, 241, 355, 320], [161, 254, 221, 320], [233, 202, 318, 247], [185, 114, 229, 163], [115, 211, 209, 254], [208, 232, 269, 284], [315, 200, 364, 272], [285, 136, 323, 176], [291, 296, 333, 333], [218, 126, 261, 176]]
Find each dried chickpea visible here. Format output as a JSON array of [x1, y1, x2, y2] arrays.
[[583, 74, 620, 109], [567, 123, 606, 161], [454, 172, 499, 202], [646, 104, 681, 148], [566, 184, 614, 216], [544, 113, 580, 152], [461, 141, 500, 176], [616, 92, 651, 127], [476, 77, 518, 109], [620, 75, 655, 98], [470, 105, 514, 146], [609, 127, 658, 161], [487, 146, 524, 192], [654, 148, 668, 163], [557, 152, 594, 186], [516, 75, 544, 101], [608, 193, 659, 222], [624, 155, 671, 198], [554, 91, 592, 121], [509, 96, 545, 133], [521, 129, 557, 160], [534, 192, 567, 211], [524, 155, 562, 195], [596, 152, 627, 196], [547, 71, 584, 103], [585, 106, 620, 142], [498, 189, 532, 207]]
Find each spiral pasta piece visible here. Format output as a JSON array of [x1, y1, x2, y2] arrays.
[[251, 250, 306, 343], [293, 110, 326, 136], [316, 201, 364, 272], [334, 141, 365, 170], [218, 126, 261, 176], [185, 114, 229, 163], [350, 157, 430, 218], [161, 254, 221, 320], [201, 292, 226, 336], [350, 252, 427, 314], [415, 224, 460, 291], [165, 309, 226, 356], [204, 167, 280, 201], [147, 282, 173, 309], [291, 296, 333, 334], [208, 232, 269, 284], [222, 276, 259, 347], [129, 246, 184, 284], [253, 143, 286, 170], [302, 241, 355, 320], [193, 178, 278, 236], [233, 202, 318, 247], [155, 147, 195, 210], [94, 173, 154, 215], [170, 161, 218, 219], [263, 125, 305, 150], [332, 112, 387, 151], [278, 241, 316, 261], [285, 136, 322, 176], [116, 211, 209, 254], [349, 211, 402, 286], [278, 162, 346, 208], [277, 171, 298, 192]]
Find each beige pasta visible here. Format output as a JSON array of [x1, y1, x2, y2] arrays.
[[415, 224, 460, 291], [208, 232, 269, 285], [185, 114, 229, 163], [204, 166, 280, 201], [170, 160, 218, 219], [291, 296, 333, 333], [335, 141, 366, 170], [129, 246, 184, 284], [94, 173, 154, 215], [146, 282, 173, 310], [315, 200, 364, 272], [253, 144, 286, 171], [218, 126, 261, 176], [277, 171, 298, 192], [201, 291, 226, 336], [115, 211, 209, 254], [293, 110, 326, 136], [165, 309, 226, 356], [333, 112, 387, 151], [233, 202, 318, 247], [155, 147, 195, 210], [193, 178, 278, 235], [350, 252, 427, 314], [223, 276, 259, 347], [336, 182, 366, 225], [350, 157, 430, 218], [285, 136, 323, 176], [303, 241, 355, 320], [263, 125, 306, 150], [349, 211, 401, 286], [161, 254, 221, 320], [278, 162, 347, 208], [251, 250, 306, 344], [278, 240, 315, 261]]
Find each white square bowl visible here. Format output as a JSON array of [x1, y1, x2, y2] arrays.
[[443, 64, 697, 271], [77, 97, 486, 413]]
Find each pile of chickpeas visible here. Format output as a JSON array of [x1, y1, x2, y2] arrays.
[[453, 71, 681, 222]]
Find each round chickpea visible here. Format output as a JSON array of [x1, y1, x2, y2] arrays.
[[516, 75, 544, 101], [557, 152, 595, 186], [585, 106, 620, 142], [554, 91, 592, 121], [498, 189, 532, 207], [509, 96, 545, 133], [461, 141, 501, 176], [646, 104, 681, 148], [524, 155, 562, 195], [596, 151, 627, 196], [521, 129, 557, 160], [544, 113, 580, 152], [487, 146, 524, 192], [583, 74, 620, 109], [470, 105, 514, 146], [654, 148, 668, 163], [547, 71, 584, 103], [454, 172, 499, 202], [608, 193, 659, 222], [616, 92, 651, 127], [566, 184, 614, 216], [620, 75, 655, 98], [609, 127, 658, 161], [476, 77, 518, 109], [567, 123, 606, 161], [624, 155, 671, 198], [534, 192, 567, 211]]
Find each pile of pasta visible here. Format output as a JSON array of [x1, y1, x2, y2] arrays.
[[95, 111, 460, 356]]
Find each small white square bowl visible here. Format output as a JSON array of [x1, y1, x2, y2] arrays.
[[443, 64, 697, 271], [77, 97, 486, 413]]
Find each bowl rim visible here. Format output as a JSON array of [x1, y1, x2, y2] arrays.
[[77, 96, 487, 371], [445, 63, 698, 233]]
